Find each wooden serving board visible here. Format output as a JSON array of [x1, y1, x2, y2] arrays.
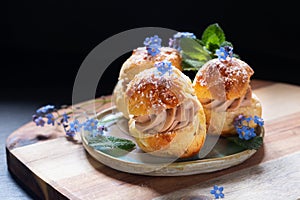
[[6, 80, 300, 200]]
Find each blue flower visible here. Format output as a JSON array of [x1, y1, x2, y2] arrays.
[[62, 112, 70, 123], [69, 119, 81, 132], [34, 116, 45, 127], [143, 35, 162, 46], [146, 44, 161, 56], [83, 118, 98, 132], [234, 115, 264, 140], [210, 185, 224, 199], [216, 46, 233, 60], [143, 35, 162, 57], [254, 115, 264, 126], [155, 61, 173, 76], [46, 113, 55, 126], [169, 32, 196, 51], [36, 105, 55, 115], [238, 126, 256, 140], [66, 130, 76, 137]]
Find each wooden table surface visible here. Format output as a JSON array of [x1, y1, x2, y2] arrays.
[[4, 80, 300, 200]]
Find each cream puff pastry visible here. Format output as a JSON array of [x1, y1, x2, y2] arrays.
[[113, 46, 182, 119], [126, 61, 206, 158], [193, 57, 262, 135]]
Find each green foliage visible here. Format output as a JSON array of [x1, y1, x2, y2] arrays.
[[87, 135, 136, 151], [227, 136, 263, 150], [181, 23, 238, 71]]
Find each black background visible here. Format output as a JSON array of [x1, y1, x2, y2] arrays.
[[2, 1, 300, 104], [1, 2, 299, 198]]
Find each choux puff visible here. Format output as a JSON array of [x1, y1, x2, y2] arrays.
[[193, 57, 262, 136], [126, 61, 206, 158], [112, 47, 182, 119]]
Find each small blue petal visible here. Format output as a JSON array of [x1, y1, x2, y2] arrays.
[[143, 35, 162, 56], [216, 46, 233, 60], [83, 118, 99, 132], [245, 117, 252, 122], [218, 187, 223, 192], [254, 115, 264, 126], [36, 105, 55, 115], [66, 130, 75, 137], [62, 113, 70, 123], [147, 45, 160, 56], [34, 116, 45, 127], [46, 113, 55, 126], [155, 61, 173, 76]]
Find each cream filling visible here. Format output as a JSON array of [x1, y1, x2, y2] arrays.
[[134, 99, 199, 134], [202, 87, 252, 112]]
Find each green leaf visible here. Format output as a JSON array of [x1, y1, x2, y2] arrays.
[[220, 41, 233, 47], [182, 59, 206, 71], [87, 135, 136, 151], [201, 23, 226, 52], [227, 136, 263, 150], [180, 38, 211, 72], [180, 38, 211, 61]]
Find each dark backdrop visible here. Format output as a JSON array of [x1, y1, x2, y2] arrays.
[[2, 1, 300, 104]]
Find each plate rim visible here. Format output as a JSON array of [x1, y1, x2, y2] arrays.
[[81, 115, 264, 176]]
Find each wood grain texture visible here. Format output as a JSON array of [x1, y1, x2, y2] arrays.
[[5, 80, 300, 200], [154, 152, 300, 200]]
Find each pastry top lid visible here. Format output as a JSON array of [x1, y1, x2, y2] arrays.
[[126, 61, 195, 116]]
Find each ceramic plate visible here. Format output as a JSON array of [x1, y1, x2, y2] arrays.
[[81, 106, 264, 176]]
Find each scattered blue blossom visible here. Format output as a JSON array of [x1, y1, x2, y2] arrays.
[[155, 61, 173, 76], [143, 35, 162, 46], [33, 101, 109, 138], [34, 116, 45, 127], [254, 115, 264, 126], [62, 112, 70, 123], [234, 115, 264, 140], [216, 46, 233, 60], [66, 129, 76, 137], [143, 35, 162, 56], [83, 118, 98, 132], [46, 113, 55, 126], [69, 119, 81, 133], [169, 32, 196, 51], [147, 44, 161, 56], [210, 185, 224, 199], [36, 105, 55, 115]]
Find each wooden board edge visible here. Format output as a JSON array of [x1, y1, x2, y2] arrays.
[[6, 147, 69, 200]]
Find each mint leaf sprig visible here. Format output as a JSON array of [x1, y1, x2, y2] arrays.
[[86, 135, 135, 151], [175, 23, 240, 71], [227, 135, 263, 150]]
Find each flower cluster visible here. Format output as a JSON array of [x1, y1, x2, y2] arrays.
[[32, 105, 107, 138], [143, 35, 162, 56], [168, 32, 196, 51], [155, 61, 173, 76], [234, 115, 264, 140], [215, 46, 233, 60], [210, 185, 224, 199]]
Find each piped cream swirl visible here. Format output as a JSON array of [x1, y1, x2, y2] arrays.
[[134, 98, 199, 134], [201, 87, 252, 112]]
